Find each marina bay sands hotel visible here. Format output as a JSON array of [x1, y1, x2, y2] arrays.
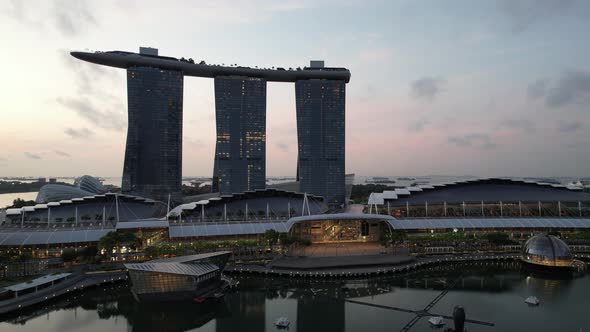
[[71, 47, 351, 206]]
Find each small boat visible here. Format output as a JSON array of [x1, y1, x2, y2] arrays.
[[525, 296, 540, 305], [275, 317, 290, 329], [193, 297, 206, 304], [428, 316, 445, 327]]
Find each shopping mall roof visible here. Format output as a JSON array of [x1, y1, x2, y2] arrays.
[[169, 221, 291, 238], [0, 228, 111, 246], [5, 193, 156, 216], [169, 188, 325, 217], [368, 178, 589, 206], [389, 217, 590, 230], [115, 218, 169, 230]]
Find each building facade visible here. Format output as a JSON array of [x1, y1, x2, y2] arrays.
[[295, 79, 346, 206], [212, 76, 266, 194], [123, 65, 183, 202]]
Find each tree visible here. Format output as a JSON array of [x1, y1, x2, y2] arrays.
[[61, 248, 77, 262], [144, 246, 160, 259], [79, 246, 98, 259], [7, 198, 36, 209], [99, 232, 117, 256], [484, 232, 514, 245], [264, 229, 280, 246], [14, 251, 33, 262]]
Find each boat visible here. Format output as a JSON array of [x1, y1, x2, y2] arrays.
[[275, 317, 290, 329], [524, 296, 540, 305], [428, 316, 445, 326]]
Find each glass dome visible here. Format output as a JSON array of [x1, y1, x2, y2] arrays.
[[521, 233, 572, 267]]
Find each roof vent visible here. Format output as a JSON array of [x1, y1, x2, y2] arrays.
[[309, 60, 324, 68], [139, 47, 158, 56]]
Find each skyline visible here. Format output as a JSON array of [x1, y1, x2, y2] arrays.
[[1, 0, 589, 178]]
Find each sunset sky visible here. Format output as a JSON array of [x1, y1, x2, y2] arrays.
[[0, 0, 588, 178]]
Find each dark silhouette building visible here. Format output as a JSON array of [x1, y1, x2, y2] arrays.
[[212, 76, 266, 194], [296, 78, 346, 206], [123, 60, 183, 201], [71, 49, 351, 204]]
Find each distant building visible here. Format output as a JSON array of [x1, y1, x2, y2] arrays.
[[212, 77, 266, 194], [296, 77, 346, 206], [122, 64, 183, 202], [36, 175, 106, 203]]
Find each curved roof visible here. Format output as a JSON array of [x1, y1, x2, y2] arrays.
[[10, 193, 156, 215], [369, 178, 590, 206], [522, 233, 572, 267], [71, 51, 351, 83], [74, 175, 106, 194], [523, 233, 572, 258], [169, 189, 326, 217], [35, 184, 94, 203]]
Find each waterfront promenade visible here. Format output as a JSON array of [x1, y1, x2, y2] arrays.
[[0, 270, 128, 315], [227, 253, 523, 278]]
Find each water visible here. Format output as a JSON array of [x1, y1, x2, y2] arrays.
[[0, 192, 38, 208], [0, 262, 588, 332]]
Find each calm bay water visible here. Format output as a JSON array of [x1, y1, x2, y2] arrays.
[[0, 262, 588, 332], [0, 192, 38, 208]]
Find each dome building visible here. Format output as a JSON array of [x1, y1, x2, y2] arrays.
[[36, 175, 106, 203], [521, 233, 573, 272]]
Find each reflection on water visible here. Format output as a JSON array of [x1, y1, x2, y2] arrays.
[[0, 261, 587, 332]]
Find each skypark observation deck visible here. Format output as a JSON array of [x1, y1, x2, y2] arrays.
[[70, 51, 351, 83]]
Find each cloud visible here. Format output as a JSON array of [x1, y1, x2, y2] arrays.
[[411, 77, 446, 101], [497, 119, 536, 133], [557, 121, 582, 133], [407, 119, 429, 132], [529, 71, 590, 108], [497, 0, 582, 33], [448, 133, 497, 150], [276, 143, 290, 151], [24, 152, 41, 160], [64, 127, 94, 139], [58, 50, 120, 97], [527, 79, 547, 99], [56, 97, 126, 131], [54, 150, 71, 157], [546, 71, 590, 108], [1, 0, 97, 37], [53, 0, 97, 37]]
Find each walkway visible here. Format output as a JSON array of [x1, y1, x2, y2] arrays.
[[226, 253, 522, 278], [0, 270, 128, 315]]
